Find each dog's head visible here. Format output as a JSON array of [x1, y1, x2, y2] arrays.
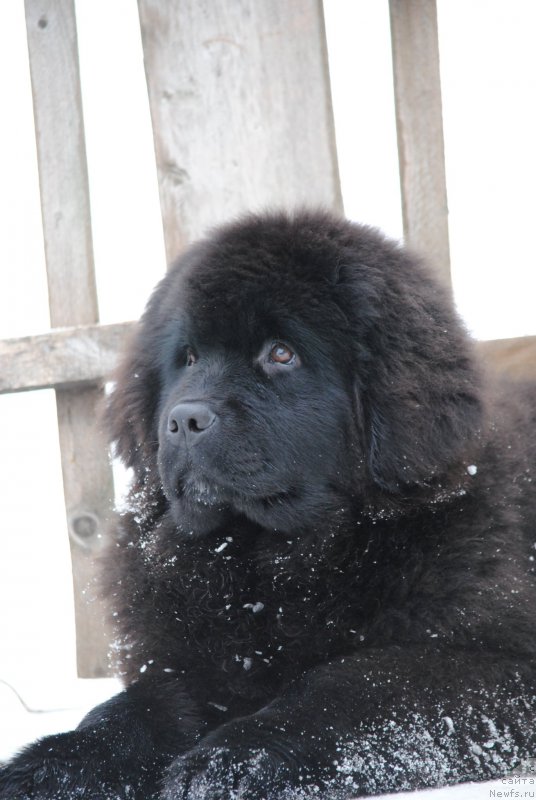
[[106, 211, 482, 534]]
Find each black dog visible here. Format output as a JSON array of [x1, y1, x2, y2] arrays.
[[1, 211, 535, 799]]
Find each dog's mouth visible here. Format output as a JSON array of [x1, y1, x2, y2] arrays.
[[160, 450, 309, 534], [178, 477, 224, 507], [166, 469, 329, 535], [167, 464, 303, 526], [176, 474, 299, 509]]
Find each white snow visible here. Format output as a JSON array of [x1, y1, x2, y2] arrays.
[[442, 716, 455, 736], [0, 682, 526, 800], [377, 780, 518, 799], [243, 602, 265, 614], [0, 677, 121, 763]]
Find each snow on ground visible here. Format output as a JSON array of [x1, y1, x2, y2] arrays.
[[378, 780, 518, 799], [0, 678, 514, 799], [0, 677, 121, 763]]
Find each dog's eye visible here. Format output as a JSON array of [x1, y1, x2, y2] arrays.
[[186, 347, 197, 366], [269, 342, 296, 365]]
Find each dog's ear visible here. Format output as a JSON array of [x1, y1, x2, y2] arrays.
[[104, 244, 204, 485], [364, 351, 483, 491], [104, 326, 162, 482], [104, 277, 172, 481], [340, 229, 483, 492]]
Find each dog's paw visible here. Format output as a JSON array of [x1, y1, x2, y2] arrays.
[[0, 729, 149, 800], [162, 742, 300, 800]]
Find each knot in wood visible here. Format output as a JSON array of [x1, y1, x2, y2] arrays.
[[69, 511, 100, 545]]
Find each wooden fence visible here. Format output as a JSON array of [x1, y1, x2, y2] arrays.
[[2, 0, 535, 678]]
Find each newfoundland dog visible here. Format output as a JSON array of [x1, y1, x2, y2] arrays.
[[1, 210, 535, 799]]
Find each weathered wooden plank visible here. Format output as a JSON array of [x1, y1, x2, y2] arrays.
[[2, 323, 532, 395], [389, 0, 451, 284], [25, 1, 97, 325], [54, 386, 115, 677], [477, 336, 536, 379], [137, 0, 342, 264], [0, 322, 134, 395], [25, 0, 113, 677]]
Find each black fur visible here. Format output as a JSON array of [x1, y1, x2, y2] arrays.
[[1, 210, 535, 799]]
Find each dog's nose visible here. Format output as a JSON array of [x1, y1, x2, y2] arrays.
[[167, 402, 217, 440]]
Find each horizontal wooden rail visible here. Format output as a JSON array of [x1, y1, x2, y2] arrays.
[[0, 321, 135, 395], [1, 324, 534, 398], [477, 335, 536, 379]]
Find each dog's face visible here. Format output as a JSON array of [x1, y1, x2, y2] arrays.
[[153, 224, 361, 535], [107, 212, 483, 536]]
